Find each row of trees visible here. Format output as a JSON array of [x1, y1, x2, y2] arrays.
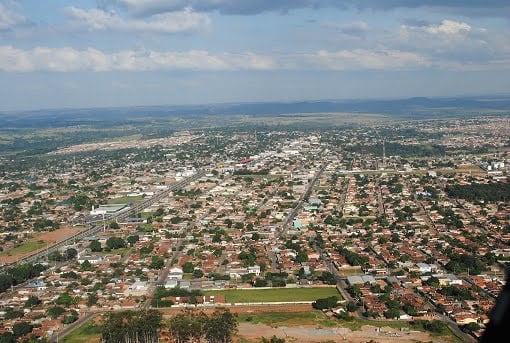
[[101, 309, 237, 343], [102, 310, 162, 343], [168, 309, 237, 343], [446, 183, 510, 202]]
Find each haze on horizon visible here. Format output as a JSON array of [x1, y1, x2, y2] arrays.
[[1, 0, 510, 111]]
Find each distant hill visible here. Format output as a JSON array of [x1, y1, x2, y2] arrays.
[[1, 95, 509, 128]]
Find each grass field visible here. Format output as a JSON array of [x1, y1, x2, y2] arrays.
[[238, 310, 337, 328], [109, 195, 144, 204], [203, 287, 341, 303], [0, 240, 46, 257], [62, 319, 101, 343]]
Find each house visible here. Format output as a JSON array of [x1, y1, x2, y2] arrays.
[[168, 267, 184, 280]]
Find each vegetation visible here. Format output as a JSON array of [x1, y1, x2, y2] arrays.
[[102, 310, 162, 343], [62, 319, 101, 343], [168, 308, 237, 343], [0, 263, 46, 293], [203, 287, 340, 303], [446, 183, 510, 202], [312, 296, 339, 310]]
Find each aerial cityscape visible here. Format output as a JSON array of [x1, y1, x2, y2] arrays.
[[1, 1, 510, 343]]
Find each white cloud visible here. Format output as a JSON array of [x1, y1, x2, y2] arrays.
[[308, 49, 429, 70], [401, 19, 471, 36], [0, 46, 274, 72], [0, 45, 507, 73], [424, 19, 471, 34], [0, 3, 25, 30], [66, 6, 210, 33]]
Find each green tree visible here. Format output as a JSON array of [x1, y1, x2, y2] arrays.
[[106, 237, 126, 250], [346, 301, 358, 312], [102, 310, 162, 343], [312, 296, 339, 310], [205, 309, 238, 343], [80, 260, 93, 271], [24, 295, 41, 308], [12, 322, 33, 338], [46, 306, 65, 319], [64, 248, 78, 260], [193, 269, 204, 279], [56, 293, 74, 306], [127, 235, 139, 247], [168, 309, 208, 343], [109, 222, 120, 230], [150, 256, 165, 270], [182, 262, 194, 273], [0, 332, 15, 343], [89, 240, 102, 252], [87, 293, 98, 307]]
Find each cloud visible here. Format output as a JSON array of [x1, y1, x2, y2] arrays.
[[425, 20, 470, 35], [0, 3, 25, 30], [99, 0, 510, 17], [1, 42, 508, 73], [0, 46, 274, 72], [308, 49, 429, 70], [66, 6, 210, 33]]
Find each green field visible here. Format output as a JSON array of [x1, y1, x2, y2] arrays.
[[203, 287, 340, 303], [62, 319, 101, 343], [0, 240, 47, 257], [109, 195, 144, 204]]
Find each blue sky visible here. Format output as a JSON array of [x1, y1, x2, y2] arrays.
[[1, 0, 510, 110]]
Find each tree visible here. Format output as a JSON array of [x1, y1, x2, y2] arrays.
[[106, 237, 126, 250], [312, 296, 339, 310], [80, 260, 93, 271], [56, 293, 74, 306], [109, 222, 120, 230], [150, 256, 165, 270], [46, 306, 65, 319], [384, 308, 400, 319], [12, 322, 33, 338], [0, 332, 15, 343], [205, 309, 238, 343], [24, 295, 41, 308], [87, 293, 98, 307], [168, 309, 208, 343], [127, 235, 139, 247], [464, 322, 481, 332], [262, 336, 286, 343], [193, 269, 204, 279], [182, 262, 194, 273], [102, 310, 162, 343], [89, 240, 102, 252], [64, 248, 78, 260], [346, 301, 358, 312]]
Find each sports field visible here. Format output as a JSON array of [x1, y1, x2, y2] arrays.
[[202, 287, 341, 303]]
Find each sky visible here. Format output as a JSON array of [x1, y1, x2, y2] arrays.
[[1, 0, 510, 111]]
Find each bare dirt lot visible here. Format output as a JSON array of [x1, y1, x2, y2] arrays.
[[236, 323, 446, 343]]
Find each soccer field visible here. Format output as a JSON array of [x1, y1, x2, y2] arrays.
[[202, 287, 341, 303]]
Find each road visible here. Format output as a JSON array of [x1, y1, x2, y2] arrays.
[[280, 162, 328, 237]]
